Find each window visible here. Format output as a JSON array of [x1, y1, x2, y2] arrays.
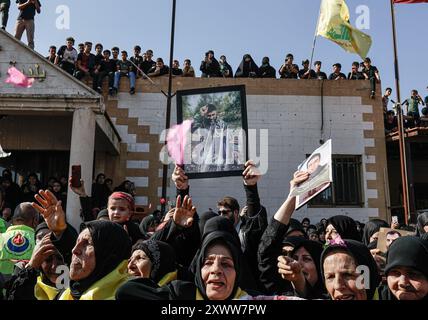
[[309, 155, 363, 207]]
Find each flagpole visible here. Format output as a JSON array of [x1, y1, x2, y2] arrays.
[[389, 0, 410, 225], [161, 0, 177, 214], [309, 0, 323, 73]]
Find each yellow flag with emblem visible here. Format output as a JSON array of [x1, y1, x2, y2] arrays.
[[316, 0, 372, 59]]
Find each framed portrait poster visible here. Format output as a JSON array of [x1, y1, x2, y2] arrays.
[[176, 85, 248, 179]]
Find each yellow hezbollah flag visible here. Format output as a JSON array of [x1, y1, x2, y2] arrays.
[[317, 0, 372, 59]]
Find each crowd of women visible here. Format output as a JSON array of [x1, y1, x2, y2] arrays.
[[0, 161, 427, 301]]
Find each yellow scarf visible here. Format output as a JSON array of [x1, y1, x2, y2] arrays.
[[35, 276, 59, 300], [157, 271, 178, 287], [196, 287, 247, 300], [58, 261, 130, 300]]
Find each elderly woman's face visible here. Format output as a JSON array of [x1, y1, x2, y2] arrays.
[[323, 252, 367, 300], [325, 224, 339, 242], [70, 229, 96, 281], [201, 243, 236, 300], [128, 249, 152, 278], [108, 198, 131, 223], [293, 247, 318, 287], [387, 266, 428, 300]]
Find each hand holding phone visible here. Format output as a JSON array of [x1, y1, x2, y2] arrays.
[[392, 216, 398, 225], [71, 165, 82, 188]]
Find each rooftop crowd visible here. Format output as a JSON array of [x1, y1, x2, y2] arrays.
[[45, 37, 382, 99], [41, 38, 428, 132], [0, 162, 427, 301]]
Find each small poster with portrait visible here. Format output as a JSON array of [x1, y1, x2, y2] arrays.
[[376, 227, 415, 255], [292, 140, 333, 210]]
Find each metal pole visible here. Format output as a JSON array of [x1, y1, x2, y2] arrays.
[[390, 0, 410, 225], [310, 0, 322, 78], [161, 0, 176, 214]]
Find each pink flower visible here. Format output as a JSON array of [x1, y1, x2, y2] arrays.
[[329, 235, 347, 247], [167, 120, 192, 166], [5, 67, 34, 88]]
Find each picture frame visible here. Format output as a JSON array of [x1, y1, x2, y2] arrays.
[[176, 85, 249, 179]]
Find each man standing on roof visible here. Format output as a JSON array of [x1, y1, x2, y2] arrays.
[[14, 0, 41, 50]]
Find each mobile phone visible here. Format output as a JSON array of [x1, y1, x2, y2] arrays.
[[392, 216, 398, 225], [71, 165, 82, 188], [282, 245, 294, 258]]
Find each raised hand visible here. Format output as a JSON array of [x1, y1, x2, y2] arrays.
[[243, 160, 262, 186], [69, 176, 87, 197], [290, 171, 310, 190], [173, 195, 196, 228], [28, 233, 58, 270], [172, 165, 189, 190], [32, 190, 67, 236]]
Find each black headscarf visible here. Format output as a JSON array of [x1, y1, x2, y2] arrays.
[[114, 180, 132, 193], [362, 219, 389, 246], [316, 222, 325, 233], [139, 215, 157, 239], [235, 54, 259, 78], [283, 237, 327, 298], [385, 236, 428, 280], [189, 216, 241, 277], [282, 218, 307, 242], [70, 220, 132, 299], [198, 211, 218, 236], [417, 212, 428, 237], [96, 209, 109, 220], [327, 215, 361, 242], [132, 240, 177, 283], [202, 216, 240, 244], [195, 231, 241, 300], [321, 239, 381, 300]]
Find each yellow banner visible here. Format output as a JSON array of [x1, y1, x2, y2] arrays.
[[317, 0, 372, 59]]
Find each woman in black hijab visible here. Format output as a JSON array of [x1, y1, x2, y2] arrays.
[[259, 57, 276, 78], [362, 219, 389, 246], [381, 236, 428, 300], [58, 220, 132, 300], [321, 239, 381, 300], [277, 237, 327, 299], [128, 240, 177, 285], [114, 180, 133, 193], [416, 212, 428, 237], [325, 215, 361, 242], [91, 173, 111, 209], [139, 215, 158, 240], [285, 218, 307, 238], [189, 216, 258, 291], [116, 230, 249, 300], [235, 54, 259, 78]]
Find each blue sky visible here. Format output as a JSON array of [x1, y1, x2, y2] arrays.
[[6, 0, 428, 102]]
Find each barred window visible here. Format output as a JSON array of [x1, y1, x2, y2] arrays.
[[309, 155, 363, 207]]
